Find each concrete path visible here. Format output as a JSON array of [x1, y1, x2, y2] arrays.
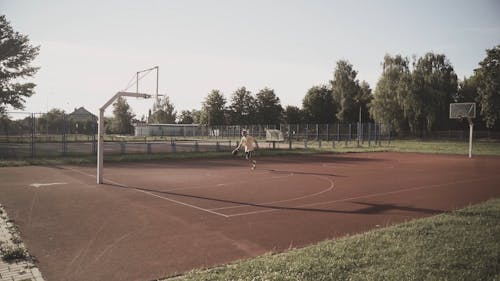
[[0, 205, 44, 281]]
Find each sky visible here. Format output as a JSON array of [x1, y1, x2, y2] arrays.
[[2, 0, 500, 118]]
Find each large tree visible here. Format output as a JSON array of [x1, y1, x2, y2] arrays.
[[149, 96, 176, 124], [0, 15, 40, 114], [475, 45, 500, 128], [36, 108, 66, 134], [228, 87, 256, 125], [356, 81, 373, 123], [283, 105, 304, 124], [200, 90, 226, 125], [109, 97, 135, 134], [370, 54, 411, 133], [177, 110, 194, 124], [331, 60, 362, 123], [255, 88, 282, 125], [457, 76, 478, 103], [408, 52, 458, 133], [302, 85, 336, 123]]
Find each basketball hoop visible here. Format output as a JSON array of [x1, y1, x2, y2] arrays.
[[450, 102, 475, 158], [97, 91, 152, 184]]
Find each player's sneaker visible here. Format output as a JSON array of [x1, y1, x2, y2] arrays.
[[251, 160, 256, 170]]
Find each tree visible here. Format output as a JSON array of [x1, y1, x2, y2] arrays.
[[0, 15, 40, 114], [150, 96, 176, 124], [109, 97, 135, 134], [302, 85, 336, 123], [255, 88, 282, 125], [331, 60, 361, 123], [357, 81, 373, 123], [408, 52, 458, 133], [36, 108, 66, 134], [200, 90, 226, 125], [475, 45, 500, 128], [370, 54, 411, 133], [283, 105, 304, 124], [457, 76, 478, 103], [228, 87, 256, 125], [178, 110, 195, 124]]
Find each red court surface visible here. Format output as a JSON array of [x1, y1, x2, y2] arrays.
[[0, 152, 499, 281]]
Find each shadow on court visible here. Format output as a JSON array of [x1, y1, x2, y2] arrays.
[[266, 168, 346, 177], [105, 183, 444, 215]]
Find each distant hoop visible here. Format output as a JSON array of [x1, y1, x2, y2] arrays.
[[449, 102, 475, 158], [449, 102, 476, 119]]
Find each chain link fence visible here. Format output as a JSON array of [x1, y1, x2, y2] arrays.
[[1, 112, 499, 159]]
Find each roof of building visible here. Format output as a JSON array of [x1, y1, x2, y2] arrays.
[[68, 107, 97, 120]]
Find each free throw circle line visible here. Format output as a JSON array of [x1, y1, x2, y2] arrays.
[[210, 175, 334, 211]]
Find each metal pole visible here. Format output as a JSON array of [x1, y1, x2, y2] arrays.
[[136, 72, 139, 93], [358, 106, 361, 147], [469, 120, 473, 158], [97, 91, 151, 184], [97, 109, 104, 184], [156, 66, 159, 99], [31, 113, 35, 158]]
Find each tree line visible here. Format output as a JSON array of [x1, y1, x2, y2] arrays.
[[147, 46, 499, 136], [1, 14, 499, 136]]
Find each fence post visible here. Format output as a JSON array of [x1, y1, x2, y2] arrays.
[[337, 123, 340, 143], [357, 122, 360, 147], [216, 141, 220, 152], [368, 123, 371, 146], [326, 124, 329, 142], [194, 140, 199, 152], [171, 138, 176, 152], [346, 124, 351, 146], [31, 113, 35, 158], [62, 114, 67, 156], [377, 124, 381, 146], [361, 123, 364, 144], [316, 123, 319, 141], [388, 125, 391, 145], [120, 142, 125, 154]]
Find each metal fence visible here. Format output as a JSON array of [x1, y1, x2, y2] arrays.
[[1, 112, 499, 159]]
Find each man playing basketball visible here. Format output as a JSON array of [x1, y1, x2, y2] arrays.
[[232, 129, 259, 170]]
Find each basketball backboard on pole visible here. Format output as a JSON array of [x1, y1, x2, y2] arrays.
[[449, 102, 476, 158], [97, 91, 151, 184]]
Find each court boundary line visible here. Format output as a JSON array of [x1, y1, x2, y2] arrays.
[[63, 166, 229, 218]]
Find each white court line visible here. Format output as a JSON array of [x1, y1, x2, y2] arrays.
[[63, 166, 229, 218], [210, 175, 334, 211], [104, 178, 229, 218], [225, 175, 500, 217]]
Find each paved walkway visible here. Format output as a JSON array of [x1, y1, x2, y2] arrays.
[[0, 205, 44, 281]]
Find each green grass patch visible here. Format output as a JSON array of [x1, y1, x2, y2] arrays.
[[385, 139, 500, 156], [0, 244, 29, 263], [166, 198, 500, 281]]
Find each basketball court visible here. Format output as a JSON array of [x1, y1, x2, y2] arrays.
[[1, 152, 499, 280]]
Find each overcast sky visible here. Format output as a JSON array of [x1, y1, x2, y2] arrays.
[[2, 0, 500, 118]]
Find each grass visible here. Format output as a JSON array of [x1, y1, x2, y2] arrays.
[[0, 244, 29, 263], [166, 198, 500, 281]]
